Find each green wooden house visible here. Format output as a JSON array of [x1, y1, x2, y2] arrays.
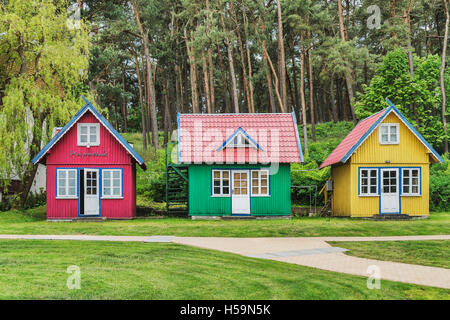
[[166, 112, 304, 218]]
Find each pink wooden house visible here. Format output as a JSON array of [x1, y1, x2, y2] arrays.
[[32, 98, 146, 220]]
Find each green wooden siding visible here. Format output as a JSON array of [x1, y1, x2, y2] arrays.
[[188, 164, 291, 216]]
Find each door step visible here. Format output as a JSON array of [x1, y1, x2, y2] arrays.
[[71, 217, 107, 222], [222, 216, 257, 220], [371, 214, 411, 220]]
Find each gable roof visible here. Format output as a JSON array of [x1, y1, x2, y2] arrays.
[[320, 98, 443, 169], [177, 111, 304, 164], [32, 97, 146, 169]]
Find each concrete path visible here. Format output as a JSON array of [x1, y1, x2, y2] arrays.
[[173, 236, 450, 289], [1, 234, 449, 289]]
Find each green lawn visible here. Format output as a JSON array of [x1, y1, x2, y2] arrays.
[[0, 239, 448, 299], [330, 240, 450, 269], [0, 206, 449, 237]]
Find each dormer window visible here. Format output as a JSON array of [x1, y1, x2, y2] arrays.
[[217, 128, 262, 151], [77, 123, 100, 147], [379, 123, 399, 145]]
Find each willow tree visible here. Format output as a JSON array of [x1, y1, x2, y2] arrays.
[[0, 0, 90, 206]]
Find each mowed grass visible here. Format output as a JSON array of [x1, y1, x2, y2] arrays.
[[330, 240, 450, 269], [0, 240, 448, 300], [0, 206, 449, 237]]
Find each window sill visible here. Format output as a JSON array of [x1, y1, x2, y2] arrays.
[[251, 195, 270, 197], [358, 194, 379, 197], [211, 195, 230, 198], [379, 142, 399, 145], [401, 194, 421, 197], [56, 196, 78, 200], [101, 196, 123, 200]]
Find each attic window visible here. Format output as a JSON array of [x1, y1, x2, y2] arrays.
[[223, 131, 259, 150], [78, 123, 100, 147], [379, 123, 399, 145]]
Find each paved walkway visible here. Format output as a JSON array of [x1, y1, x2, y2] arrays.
[[1, 234, 449, 289]]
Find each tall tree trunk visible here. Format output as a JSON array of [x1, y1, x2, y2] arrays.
[[307, 47, 316, 142], [132, 0, 159, 148], [205, 0, 215, 113], [441, 0, 449, 153], [121, 64, 128, 132], [242, 2, 255, 113], [290, 39, 300, 111], [300, 34, 308, 154], [276, 0, 287, 111], [221, 12, 240, 113], [404, 0, 414, 77], [132, 51, 147, 150], [217, 45, 231, 113], [337, 0, 357, 124], [184, 27, 199, 113], [329, 74, 338, 123], [201, 50, 212, 113]]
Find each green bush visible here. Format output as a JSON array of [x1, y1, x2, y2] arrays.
[[24, 190, 46, 209], [430, 155, 450, 212]]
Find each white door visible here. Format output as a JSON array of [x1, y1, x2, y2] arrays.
[[84, 169, 99, 215], [231, 170, 250, 215], [380, 168, 399, 214]]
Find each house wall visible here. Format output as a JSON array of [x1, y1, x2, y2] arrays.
[[46, 164, 135, 219], [188, 164, 291, 216], [332, 112, 431, 217], [331, 163, 351, 216], [45, 111, 136, 219]]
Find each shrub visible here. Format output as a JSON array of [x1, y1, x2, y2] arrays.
[[430, 155, 450, 212]]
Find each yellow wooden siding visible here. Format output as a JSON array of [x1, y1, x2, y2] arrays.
[[331, 164, 351, 216], [348, 163, 429, 217], [351, 113, 430, 165]]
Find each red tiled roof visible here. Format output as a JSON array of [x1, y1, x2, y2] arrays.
[[178, 113, 303, 164], [319, 109, 386, 168]]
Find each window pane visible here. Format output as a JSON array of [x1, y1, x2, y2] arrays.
[[381, 134, 388, 142], [113, 187, 120, 195], [104, 187, 110, 196], [390, 178, 396, 185], [412, 186, 418, 194], [390, 134, 397, 142], [90, 135, 96, 142], [380, 126, 388, 134], [222, 180, 229, 187], [361, 178, 368, 186], [222, 171, 229, 179], [403, 177, 409, 186], [390, 171, 396, 178], [370, 186, 377, 194], [383, 171, 389, 178], [59, 171, 66, 179], [390, 186, 396, 193], [412, 170, 418, 177], [68, 171, 76, 179], [104, 179, 110, 187], [412, 178, 418, 185], [370, 178, 376, 185], [68, 187, 76, 195], [68, 178, 75, 187], [223, 187, 229, 194], [362, 186, 368, 194], [252, 187, 258, 194], [403, 170, 409, 177], [370, 170, 377, 177], [80, 126, 88, 134], [383, 186, 389, 193], [213, 187, 220, 194], [104, 171, 111, 179], [59, 187, 66, 196], [113, 179, 120, 187], [59, 179, 66, 187], [252, 171, 258, 178], [80, 135, 88, 143], [112, 171, 120, 179], [403, 186, 409, 193], [390, 126, 397, 134], [89, 126, 96, 135], [234, 188, 240, 195], [252, 179, 258, 187], [361, 170, 368, 178], [241, 188, 247, 195], [261, 179, 267, 187], [260, 187, 267, 194], [241, 180, 247, 187]]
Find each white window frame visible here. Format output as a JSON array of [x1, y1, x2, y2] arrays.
[[102, 169, 123, 199], [77, 123, 100, 147], [251, 169, 270, 196], [211, 170, 230, 197], [359, 168, 378, 196], [379, 123, 400, 145], [401, 168, 420, 196], [56, 169, 78, 199]]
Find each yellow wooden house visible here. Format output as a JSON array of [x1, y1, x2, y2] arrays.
[[320, 98, 443, 217]]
